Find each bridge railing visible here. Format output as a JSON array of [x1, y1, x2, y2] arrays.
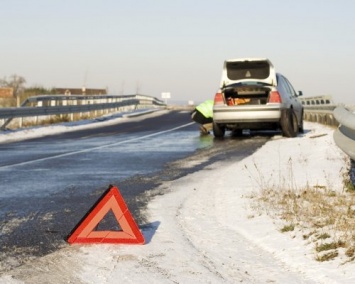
[[0, 94, 166, 130], [300, 96, 355, 160], [300, 95, 338, 126]]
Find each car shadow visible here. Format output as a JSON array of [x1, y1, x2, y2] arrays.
[[227, 128, 312, 139], [228, 129, 281, 139]]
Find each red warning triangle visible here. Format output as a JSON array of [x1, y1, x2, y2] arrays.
[[67, 185, 145, 244]]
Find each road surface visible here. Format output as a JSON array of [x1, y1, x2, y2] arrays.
[[0, 110, 270, 273]]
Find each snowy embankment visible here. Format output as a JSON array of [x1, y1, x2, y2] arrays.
[[1, 120, 354, 284]]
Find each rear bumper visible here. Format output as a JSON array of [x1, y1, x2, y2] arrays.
[[213, 105, 282, 124]]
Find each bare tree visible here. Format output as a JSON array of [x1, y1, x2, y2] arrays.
[[135, 80, 142, 94], [0, 74, 26, 106]]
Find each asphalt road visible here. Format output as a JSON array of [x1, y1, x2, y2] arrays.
[[0, 110, 271, 273]]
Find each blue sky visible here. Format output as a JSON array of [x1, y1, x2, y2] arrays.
[[0, 0, 354, 104]]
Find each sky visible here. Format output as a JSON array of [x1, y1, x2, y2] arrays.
[[1, 0, 355, 104], [0, 113, 353, 283]]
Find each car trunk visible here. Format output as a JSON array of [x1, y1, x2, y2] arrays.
[[223, 85, 270, 106], [226, 61, 270, 80], [220, 58, 277, 88]]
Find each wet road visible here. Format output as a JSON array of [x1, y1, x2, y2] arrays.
[[0, 110, 271, 273]]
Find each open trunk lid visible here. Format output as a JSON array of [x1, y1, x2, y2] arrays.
[[220, 58, 277, 88]]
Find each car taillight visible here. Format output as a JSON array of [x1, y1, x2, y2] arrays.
[[214, 92, 224, 105], [269, 91, 282, 103]]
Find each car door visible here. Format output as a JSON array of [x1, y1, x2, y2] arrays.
[[283, 76, 303, 121], [276, 75, 293, 105]]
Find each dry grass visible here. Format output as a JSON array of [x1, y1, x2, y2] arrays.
[[4, 113, 95, 129], [247, 160, 355, 263]]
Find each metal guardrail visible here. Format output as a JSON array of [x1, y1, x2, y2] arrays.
[[301, 96, 355, 160], [0, 94, 166, 130], [295, 96, 355, 161], [301, 95, 338, 126], [303, 108, 338, 126], [333, 106, 355, 160]]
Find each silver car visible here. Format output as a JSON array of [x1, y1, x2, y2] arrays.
[[212, 58, 304, 138]]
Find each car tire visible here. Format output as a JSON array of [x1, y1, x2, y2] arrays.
[[299, 111, 304, 133], [213, 122, 225, 138], [280, 109, 298, 138]]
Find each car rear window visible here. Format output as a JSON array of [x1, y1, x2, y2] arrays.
[[226, 61, 270, 80]]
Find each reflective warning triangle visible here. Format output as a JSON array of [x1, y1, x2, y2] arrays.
[[67, 185, 145, 244]]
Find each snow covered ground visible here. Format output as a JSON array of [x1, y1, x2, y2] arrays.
[[0, 115, 354, 283]]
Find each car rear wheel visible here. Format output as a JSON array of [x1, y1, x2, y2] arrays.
[[281, 109, 298, 138], [299, 111, 304, 133], [213, 122, 225, 138]]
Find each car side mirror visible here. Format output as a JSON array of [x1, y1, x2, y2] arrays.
[[298, 91, 303, 97]]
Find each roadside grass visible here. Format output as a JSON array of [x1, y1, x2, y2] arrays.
[[23, 114, 72, 127], [35, 114, 92, 126], [4, 113, 94, 129], [247, 158, 355, 263]]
